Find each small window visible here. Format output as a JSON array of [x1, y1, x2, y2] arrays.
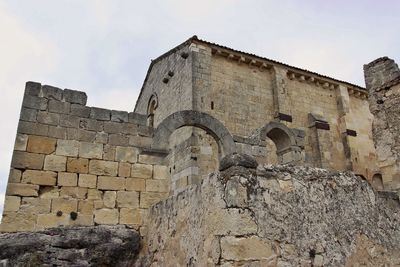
[[211, 101, 214, 110]]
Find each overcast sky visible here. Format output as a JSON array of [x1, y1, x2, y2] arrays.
[[0, 0, 399, 216]]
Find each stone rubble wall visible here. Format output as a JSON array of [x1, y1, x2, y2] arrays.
[[364, 57, 400, 189], [142, 162, 400, 266], [0, 82, 170, 232]]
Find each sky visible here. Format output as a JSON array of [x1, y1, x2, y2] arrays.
[[0, 0, 399, 216]]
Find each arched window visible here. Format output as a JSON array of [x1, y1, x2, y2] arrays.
[[147, 94, 158, 127]]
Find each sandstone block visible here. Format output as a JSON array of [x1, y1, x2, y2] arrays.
[[22, 170, 57, 186], [0, 212, 36, 232], [18, 121, 49, 136], [71, 104, 90, 117], [90, 107, 110, 121], [111, 110, 129, 122], [6, 183, 39, 197], [63, 89, 87, 105], [131, 163, 152, 179], [77, 129, 96, 142], [128, 135, 152, 148], [11, 151, 44, 170], [138, 154, 165, 165], [140, 192, 168, 208], [221, 236, 275, 261], [119, 162, 131, 177], [206, 209, 257, 235], [116, 191, 139, 208], [103, 191, 116, 208], [4, 196, 21, 212], [14, 134, 28, 151], [59, 114, 80, 128], [87, 189, 103, 200], [103, 145, 116, 161], [67, 157, 89, 173], [51, 198, 78, 213], [41, 85, 63, 100], [58, 172, 78, 186], [56, 139, 79, 156], [8, 169, 22, 183], [97, 176, 126, 190], [115, 146, 138, 163], [78, 200, 94, 215], [94, 209, 119, 224], [89, 160, 118, 176], [38, 186, 59, 199], [20, 107, 38, 122], [22, 94, 47, 110], [78, 174, 97, 188], [145, 179, 169, 193], [44, 155, 67, 171], [95, 132, 108, 144], [48, 126, 67, 139], [153, 165, 169, 180], [79, 142, 103, 159], [48, 99, 70, 114], [126, 178, 145, 191], [94, 200, 104, 209], [36, 213, 69, 230], [26, 135, 56, 154], [20, 197, 51, 214], [70, 214, 94, 226], [60, 187, 88, 199], [119, 208, 141, 225], [108, 134, 129, 146], [37, 111, 60, 126]]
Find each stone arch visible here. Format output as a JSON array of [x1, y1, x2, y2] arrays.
[[259, 121, 302, 164], [371, 173, 384, 191], [147, 94, 158, 127], [152, 110, 236, 157]]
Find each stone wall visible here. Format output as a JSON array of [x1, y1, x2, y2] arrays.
[[142, 159, 400, 266], [0, 82, 169, 232], [364, 57, 400, 190]]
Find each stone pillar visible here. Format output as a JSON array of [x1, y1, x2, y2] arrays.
[[336, 85, 353, 170], [308, 113, 333, 169], [364, 57, 400, 190], [271, 67, 292, 122]]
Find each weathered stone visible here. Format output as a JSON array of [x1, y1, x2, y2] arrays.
[[111, 110, 129, 122], [115, 146, 138, 163], [3, 196, 21, 212], [71, 103, 90, 117], [128, 112, 147, 125], [78, 174, 97, 188], [37, 111, 60, 126], [22, 170, 57, 186], [22, 94, 47, 110], [27, 135, 56, 154], [116, 191, 139, 208], [20, 108, 37, 122], [11, 151, 44, 170], [48, 99, 70, 114], [78, 200, 94, 215], [103, 191, 116, 208], [79, 142, 103, 159], [18, 121, 49, 136], [20, 197, 51, 214], [103, 145, 116, 161], [138, 154, 165, 165], [95, 132, 108, 144], [58, 172, 78, 186], [153, 165, 169, 180], [51, 198, 78, 213], [67, 157, 89, 173], [125, 178, 145, 191], [44, 155, 67, 171], [56, 139, 79, 156], [145, 179, 169, 192], [0, 212, 36, 232], [128, 135, 152, 148], [60, 187, 88, 199], [94, 209, 119, 225], [8, 169, 22, 183], [119, 208, 141, 225], [6, 183, 39, 197], [41, 85, 63, 100], [63, 89, 87, 105], [77, 129, 96, 142], [90, 107, 111, 121], [131, 163, 152, 179], [87, 189, 103, 200], [220, 153, 258, 171], [89, 160, 118, 176], [39, 186, 60, 199], [97, 176, 126, 190], [14, 134, 28, 151], [48, 126, 67, 139], [108, 134, 129, 146], [119, 162, 131, 177], [24, 81, 41, 96], [221, 236, 275, 261], [139, 192, 168, 208]]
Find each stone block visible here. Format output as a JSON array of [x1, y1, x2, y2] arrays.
[[63, 89, 87, 105], [128, 112, 147, 125], [108, 134, 129, 146], [6, 183, 39, 197], [20, 107, 37, 122], [77, 129, 96, 142], [27, 135, 56, 154], [36, 213, 69, 230], [71, 104, 90, 117], [18, 121, 49, 136], [67, 158, 89, 173], [67, 128, 78, 139], [138, 125, 153, 137], [0, 212, 36, 232], [115, 146, 138, 163], [70, 214, 94, 226], [4, 196, 21, 212], [39, 186, 60, 199], [24, 81, 41, 96], [97, 176, 126, 190], [89, 160, 118, 176], [111, 110, 129, 122], [78, 174, 97, 188], [20, 197, 51, 214], [8, 169, 22, 183], [48, 100, 70, 114], [79, 142, 103, 159], [56, 139, 79, 157], [37, 111, 60, 126], [138, 154, 165, 165], [87, 189, 103, 200], [58, 172, 78, 186], [90, 107, 111, 121], [78, 200, 94, 215], [125, 178, 145, 191], [116, 191, 139, 208], [94, 200, 104, 209], [44, 155, 67, 171], [103, 191, 116, 208], [14, 134, 28, 151], [41, 85, 63, 100], [119, 162, 131, 177], [153, 165, 169, 180], [79, 119, 103, 131], [129, 135, 152, 148], [60, 187, 88, 199], [119, 208, 141, 225], [103, 121, 124, 134], [122, 123, 138, 135], [11, 151, 44, 170], [140, 192, 168, 208], [59, 114, 80, 128], [94, 209, 119, 224], [103, 145, 116, 161], [22, 94, 47, 110], [206, 209, 257, 235], [22, 170, 57, 186], [51, 198, 78, 213], [48, 126, 67, 139], [95, 132, 108, 144], [220, 236, 275, 261], [131, 163, 153, 179], [145, 179, 169, 193]]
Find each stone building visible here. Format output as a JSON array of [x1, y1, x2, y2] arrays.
[[0, 36, 396, 241]]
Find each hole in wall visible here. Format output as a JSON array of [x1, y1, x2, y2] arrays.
[[211, 101, 214, 110]]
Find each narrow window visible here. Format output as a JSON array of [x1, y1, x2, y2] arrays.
[[211, 101, 214, 110]]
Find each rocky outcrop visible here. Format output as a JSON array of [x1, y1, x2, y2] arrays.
[[142, 164, 400, 266], [0, 225, 141, 266]]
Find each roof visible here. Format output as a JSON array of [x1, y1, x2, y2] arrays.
[[134, 36, 365, 112]]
